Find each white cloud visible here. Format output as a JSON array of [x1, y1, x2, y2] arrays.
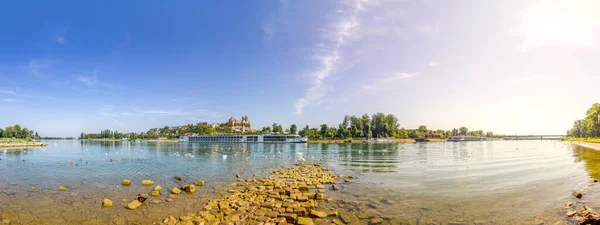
[[3, 98, 16, 102], [135, 110, 189, 116], [415, 25, 439, 33], [24, 59, 55, 79], [74, 74, 99, 86], [0, 90, 17, 95], [428, 61, 437, 66], [53, 27, 69, 44], [362, 72, 416, 91], [294, 0, 369, 114], [515, 0, 600, 51]]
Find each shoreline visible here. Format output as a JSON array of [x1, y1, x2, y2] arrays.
[[572, 141, 600, 151], [307, 138, 448, 144], [0, 142, 47, 148]]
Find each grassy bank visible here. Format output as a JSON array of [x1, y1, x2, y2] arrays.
[[0, 138, 47, 148], [562, 138, 600, 143]]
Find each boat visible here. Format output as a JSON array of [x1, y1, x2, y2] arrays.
[[415, 138, 429, 142], [178, 134, 307, 143]]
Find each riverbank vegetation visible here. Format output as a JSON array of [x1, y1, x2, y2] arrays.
[[0, 124, 40, 140], [295, 113, 493, 141], [566, 103, 600, 143]]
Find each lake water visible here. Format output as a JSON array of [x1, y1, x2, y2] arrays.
[[0, 140, 598, 224]]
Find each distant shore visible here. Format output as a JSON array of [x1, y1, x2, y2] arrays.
[[81, 138, 179, 142]]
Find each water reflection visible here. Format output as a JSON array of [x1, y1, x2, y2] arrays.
[[572, 144, 600, 179]]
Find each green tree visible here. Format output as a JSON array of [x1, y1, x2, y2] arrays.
[[320, 124, 328, 139], [272, 123, 283, 134], [262, 126, 271, 133], [585, 103, 600, 137], [459, 126, 468, 136], [418, 125, 428, 133], [362, 114, 371, 138], [290, 124, 297, 135], [0, 128, 3, 138]]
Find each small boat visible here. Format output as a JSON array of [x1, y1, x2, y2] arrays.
[[415, 138, 429, 142]]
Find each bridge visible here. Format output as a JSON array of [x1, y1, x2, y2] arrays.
[[498, 135, 565, 140]]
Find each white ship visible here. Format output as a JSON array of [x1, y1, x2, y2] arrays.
[[178, 134, 307, 143]]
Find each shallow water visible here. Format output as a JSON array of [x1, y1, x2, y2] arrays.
[[0, 140, 597, 224]]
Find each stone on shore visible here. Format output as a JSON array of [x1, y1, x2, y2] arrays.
[[126, 200, 142, 209], [172, 187, 182, 194], [102, 199, 113, 207], [58, 186, 67, 191], [142, 180, 154, 186], [122, 179, 131, 186], [332, 184, 340, 191], [154, 185, 162, 191], [151, 191, 160, 197], [298, 217, 314, 225], [194, 180, 205, 186], [370, 217, 384, 224], [573, 191, 583, 199], [309, 210, 327, 218], [183, 184, 196, 194]]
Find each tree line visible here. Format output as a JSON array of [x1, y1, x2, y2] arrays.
[[567, 103, 600, 138], [274, 113, 493, 140], [0, 124, 40, 139]]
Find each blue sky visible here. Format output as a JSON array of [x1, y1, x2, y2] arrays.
[[1, 0, 599, 137]]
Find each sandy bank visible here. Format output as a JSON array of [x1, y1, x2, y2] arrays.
[[573, 142, 600, 151]]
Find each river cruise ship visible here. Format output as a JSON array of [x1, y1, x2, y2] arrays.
[[178, 134, 307, 143]]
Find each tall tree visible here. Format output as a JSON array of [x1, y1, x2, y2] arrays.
[[459, 126, 468, 136], [290, 124, 297, 135], [585, 103, 600, 137], [320, 124, 328, 139]]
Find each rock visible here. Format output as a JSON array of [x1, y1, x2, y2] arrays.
[[122, 179, 131, 186], [574, 205, 600, 225], [344, 179, 352, 183], [154, 185, 162, 191], [183, 184, 196, 194], [236, 174, 240, 178], [573, 191, 583, 199], [297, 195, 309, 202], [370, 217, 384, 224], [332, 219, 344, 225], [172, 187, 181, 194], [340, 212, 358, 224], [266, 211, 279, 218], [175, 176, 183, 181], [59, 186, 67, 191], [103, 199, 113, 207], [298, 217, 314, 225], [309, 210, 327, 218], [151, 191, 160, 197], [332, 185, 339, 191], [30, 186, 36, 191], [194, 180, 205, 186], [315, 193, 324, 200], [299, 186, 310, 192], [126, 200, 143, 209], [567, 210, 576, 217], [142, 180, 154, 186]]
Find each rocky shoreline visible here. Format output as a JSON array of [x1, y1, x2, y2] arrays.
[[152, 163, 368, 225]]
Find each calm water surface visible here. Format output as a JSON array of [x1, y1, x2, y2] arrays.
[[0, 140, 598, 224]]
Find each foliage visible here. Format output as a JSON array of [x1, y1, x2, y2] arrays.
[[290, 124, 297, 134], [0, 124, 38, 139], [567, 103, 600, 138]]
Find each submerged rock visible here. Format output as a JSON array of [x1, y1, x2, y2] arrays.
[[172, 187, 182, 194], [154, 185, 162, 191], [141, 180, 154, 186], [194, 180, 205, 186], [58, 186, 67, 191], [151, 191, 159, 197], [573, 191, 583, 199], [183, 184, 196, 194], [332, 184, 340, 191], [121, 179, 131, 186], [102, 199, 113, 207], [126, 200, 143, 209], [309, 210, 327, 218], [175, 176, 183, 182]]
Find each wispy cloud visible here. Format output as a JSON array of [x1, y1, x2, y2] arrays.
[[134, 109, 190, 116], [73, 72, 114, 88], [415, 25, 440, 33], [294, 0, 368, 114], [428, 61, 437, 66], [3, 98, 16, 102], [362, 72, 417, 91], [23, 59, 56, 79], [0, 90, 17, 96], [53, 27, 69, 44]]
